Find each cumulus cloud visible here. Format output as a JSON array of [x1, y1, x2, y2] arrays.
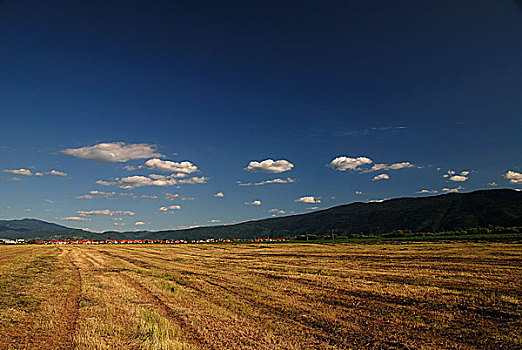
[[449, 175, 468, 182], [505, 170, 522, 184], [372, 174, 390, 181], [158, 205, 181, 212], [268, 208, 286, 214], [214, 192, 224, 198], [209, 219, 221, 223], [74, 195, 94, 199], [443, 170, 469, 181], [237, 177, 296, 186], [487, 182, 498, 187], [77, 209, 135, 216], [355, 191, 363, 195], [145, 158, 198, 174], [55, 216, 92, 222], [3, 168, 32, 176], [306, 206, 319, 210], [295, 196, 321, 204], [177, 176, 208, 185], [46, 170, 67, 176], [61, 142, 163, 162], [134, 221, 146, 226], [98, 174, 208, 189], [416, 189, 438, 194], [245, 159, 294, 173], [328, 156, 372, 171], [160, 193, 194, 201], [244, 200, 262, 206], [365, 162, 415, 173], [95, 180, 115, 186], [22, 208, 31, 212], [442, 186, 463, 193]]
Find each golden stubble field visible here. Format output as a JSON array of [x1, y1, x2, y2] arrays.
[[0, 242, 520, 350]]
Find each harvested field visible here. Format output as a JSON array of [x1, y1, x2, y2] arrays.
[[0, 242, 520, 349]]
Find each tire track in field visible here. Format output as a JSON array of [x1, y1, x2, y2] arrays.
[[2, 248, 82, 350], [118, 271, 209, 349], [54, 248, 82, 350]]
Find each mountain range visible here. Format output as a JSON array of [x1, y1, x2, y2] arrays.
[[1, 189, 521, 240]]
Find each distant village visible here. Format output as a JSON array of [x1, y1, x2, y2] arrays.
[[0, 237, 285, 245]]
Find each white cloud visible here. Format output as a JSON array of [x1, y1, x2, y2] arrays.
[[368, 199, 385, 203], [141, 195, 158, 199], [22, 208, 31, 212], [237, 177, 296, 186], [306, 206, 319, 210], [328, 156, 372, 171], [461, 171, 470, 176], [164, 193, 180, 201], [120, 175, 169, 188], [145, 158, 198, 174], [158, 205, 181, 212], [35, 172, 43, 176], [449, 175, 468, 182], [95, 180, 115, 186], [77, 209, 135, 216], [268, 208, 286, 214], [442, 186, 463, 193], [295, 196, 321, 204], [245, 159, 294, 173], [214, 192, 224, 198], [123, 165, 137, 171], [416, 189, 438, 194], [3, 168, 32, 176], [244, 200, 262, 206], [74, 195, 94, 199], [55, 216, 92, 221], [487, 182, 498, 187], [505, 170, 522, 184], [372, 173, 390, 181], [177, 176, 208, 185], [365, 162, 415, 172], [134, 221, 146, 226], [46, 170, 67, 176], [61, 142, 163, 162], [209, 219, 221, 223], [355, 191, 363, 195], [101, 175, 209, 189]]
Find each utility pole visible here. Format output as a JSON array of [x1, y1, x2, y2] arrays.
[[306, 232, 309, 241], [331, 229, 335, 242]]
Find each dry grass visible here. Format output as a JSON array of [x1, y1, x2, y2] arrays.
[[0, 242, 520, 349]]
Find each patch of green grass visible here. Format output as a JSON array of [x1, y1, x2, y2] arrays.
[[136, 308, 190, 349]]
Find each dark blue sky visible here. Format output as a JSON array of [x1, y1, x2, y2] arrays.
[[1, 0, 521, 231]]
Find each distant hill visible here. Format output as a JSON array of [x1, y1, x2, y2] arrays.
[[150, 189, 522, 240], [1, 189, 521, 241], [0, 219, 94, 240]]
